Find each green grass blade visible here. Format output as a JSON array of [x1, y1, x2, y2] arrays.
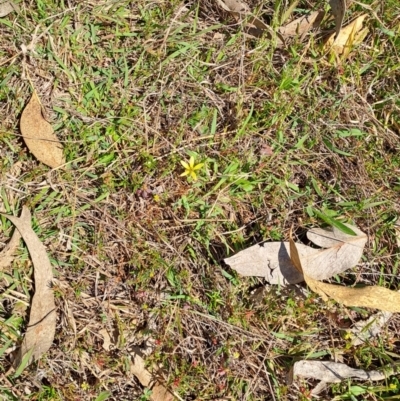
[[313, 209, 357, 236], [95, 391, 111, 401], [13, 348, 34, 378]]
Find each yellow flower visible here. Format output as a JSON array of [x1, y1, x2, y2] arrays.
[[232, 351, 240, 359], [180, 156, 204, 181]]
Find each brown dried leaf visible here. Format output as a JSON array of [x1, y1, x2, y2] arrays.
[[293, 360, 391, 383], [20, 91, 65, 168], [130, 352, 174, 401], [0, 0, 17, 17], [0, 208, 27, 269], [1, 206, 56, 367], [224, 241, 315, 285], [289, 232, 400, 313], [325, 14, 368, 56], [216, 0, 283, 43], [308, 281, 400, 312], [224, 224, 366, 285], [303, 225, 367, 280], [329, 0, 346, 39], [216, 0, 249, 13], [260, 144, 274, 156], [279, 10, 325, 40], [99, 329, 112, 351]]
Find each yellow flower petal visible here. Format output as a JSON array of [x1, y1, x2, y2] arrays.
[[190, 171, 197, 180], [180, 160, 189, 169], [193, 163, 204, 170], [180, 171, 189, 177], [189, 156, 195, 168]]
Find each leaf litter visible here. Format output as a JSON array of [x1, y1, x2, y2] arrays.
[[292, 360, 399, 383], [215, 0, 359, 50], [226, 223, 400, 313], [288, 226, 400, 312], [20, 91, 65, 168], [225, 224, 367, 285], [325, 14, 369, 56], [278, 10, 325, 41], [283, 227, 400, 391], [225, 221, 400, 389], [216, 0, 283, 42], [0, 0, 18, 17], [0, 213, 22, 270], [213, 0, 370, 63], [130, 349, 174, 401], [1, 206, 56, 368]]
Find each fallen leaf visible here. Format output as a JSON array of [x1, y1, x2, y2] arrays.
[[329, 0, 346, 39], [216, 0, 249, 13], [325, 14, 368, 56], [0, 0, 18, 17], [306, 278, 400, 312], [289, 230, 400, 313], [260, 143, 274, 156], [225, 241, 315, 285], [20, 91, 65, 168], [279, 10, 325, 40], [293, 360, 396, 383], [301, 225, 367, 280], [1, 206, 56, 368], [349, 309, 393, 346], [130, 351, 174, 401], [216, 0, 284, 43], [99, 329, 112, 351], [224, 224, 366, 285], [0, 208, 26, 269], [0, 163, 24, 217]]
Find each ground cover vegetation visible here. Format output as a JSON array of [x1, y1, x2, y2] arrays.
[[0, 0, 400, 399]]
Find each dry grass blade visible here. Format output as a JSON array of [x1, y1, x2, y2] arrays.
[[20, 91, 65, 169], [1, 206, 56, 368]]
